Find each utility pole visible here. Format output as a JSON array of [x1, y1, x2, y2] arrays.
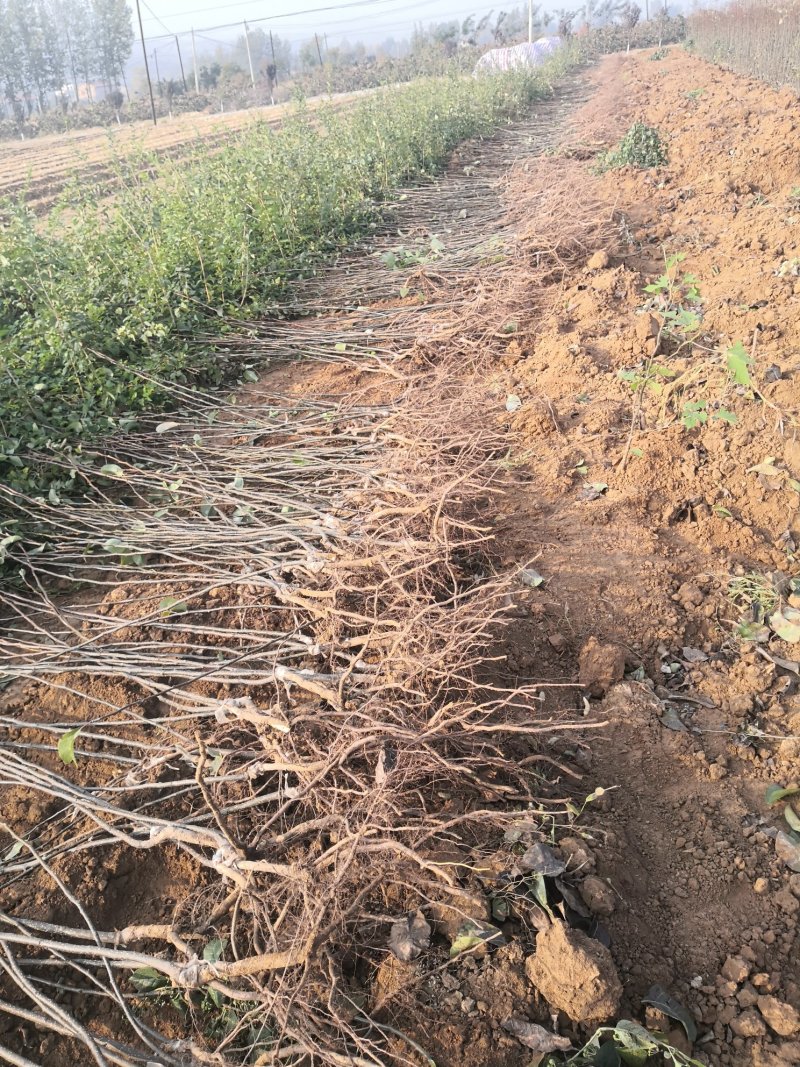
[[175, 35, 187, 92], [134, 0, 157, 125], [191, 28, 199, 92], [315, 32, 323, 66], [243, 20, 256, 86], [528, 0, 533, 42], [645, 0, 650, 18]]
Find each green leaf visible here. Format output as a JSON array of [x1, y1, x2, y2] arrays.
[[520, 568, 544, 588], [334, 342, 347, 352], [766, 783, 800, 806], [156, 421, 181, 434], [594, 1042, 623, 1067], [130, 966, 170, 994], [491, 897, 510, 921], [726, 341, 752, 386], [3, 839, 25, 862], [231, 475, 244, 490], [203, 937, 227, 963], [769, 606, 800, 643], [641, 984, 697, 1042], [58, 727, 82, 766], [206, 986, 225, 1008], [449, 921, 504, 958], [159, 596, 188, 617], [785, 804, 800, 833], [714, 408, 738, 424], [528, 872, 554, 918], [99, 464, 124, 477], [242, 370, 258, 383], [736, 619, 769, 642]]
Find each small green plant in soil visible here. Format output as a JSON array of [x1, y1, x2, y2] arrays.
[[728, 571, 780, 617], [618, 362, 676, 395], [649, 47, 670, 60], [643, 252, 702, 338], [131, 938, 273, 1061], [561, 1019, 703, 1066], [597, 121, 667, 171], [680, 400, 737, 429]]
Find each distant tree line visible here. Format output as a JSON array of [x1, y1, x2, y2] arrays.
[[0, 0, 134, 118]]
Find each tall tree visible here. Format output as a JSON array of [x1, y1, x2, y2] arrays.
[[91, 0, 134, 92], [0, 0, 28, 117]]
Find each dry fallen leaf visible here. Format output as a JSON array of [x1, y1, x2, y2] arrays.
[[502, 1017, 572, 1053], [388, 910, 431, 961]]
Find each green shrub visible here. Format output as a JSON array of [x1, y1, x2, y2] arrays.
[[0, 51, 578, 500], [597, 121, 667, 171]]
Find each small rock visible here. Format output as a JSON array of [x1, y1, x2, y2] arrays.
[[587, 249, 610, 271], [775, 887, 800, 915], [370, 956, 416, 1012], [737, 984, 759, 1009], [579, 636, 626, 699], [440, 973, 460, 992], [558, 835, 596, 873], [579, 875, 616, 916], [461, 997, 476, 1013], [754, 877, 770, 894], [721, 956, 751, 985], [428, 889, 491, 941], [525, 920, 622, 1025], [730, 1009, 767, 1038], [758, 995, 800, 1036], [790, 873, 800, 898]]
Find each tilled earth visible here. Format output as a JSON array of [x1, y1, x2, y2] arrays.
[[3, 46, 800, 1067]]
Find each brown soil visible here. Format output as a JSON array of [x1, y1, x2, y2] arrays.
[[486, 48, 800, 1067], [4, 47, 800, 1067]]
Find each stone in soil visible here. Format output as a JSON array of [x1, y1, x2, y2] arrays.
[[525, 919, 622, 1025], [757, 995, 800, 1037], [579, 875, 616, 916], [578, 637, 626, 699]]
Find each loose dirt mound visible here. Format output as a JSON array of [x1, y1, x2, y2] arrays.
[[488, 47, 800, 1067]]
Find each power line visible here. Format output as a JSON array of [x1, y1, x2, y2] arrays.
[[139, 0, 174, 35], [141, 0, 414, 33]]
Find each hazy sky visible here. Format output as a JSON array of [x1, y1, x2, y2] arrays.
[[134, 0, 553, 49]]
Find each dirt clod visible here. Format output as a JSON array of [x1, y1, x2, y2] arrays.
[[525, 920, 622, 1025], [579, 874, 616, 916], [758, 996, 800, 1037], [731, 1009, 768, 1038], [722, 955, 751, 985], [578, 637, 626, 698], [587, 249, 610, 271]]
